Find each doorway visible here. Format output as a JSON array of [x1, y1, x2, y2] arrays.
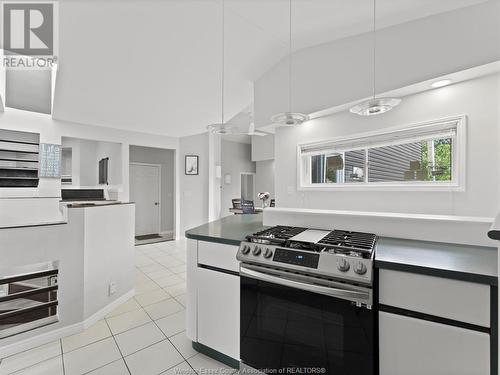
[[129, 163, 161, 238], [240, 172, 255, 201]]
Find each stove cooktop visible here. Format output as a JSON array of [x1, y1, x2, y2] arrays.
[[239, 225, 378, 285], [246, 226, 377, 258]]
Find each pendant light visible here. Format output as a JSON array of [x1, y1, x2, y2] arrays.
[[207, 0, 238, 135], [270, 0, 309, 126], [350, 0, 401, 116]]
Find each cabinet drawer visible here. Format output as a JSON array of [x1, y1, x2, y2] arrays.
[[379, 269, 490, 327], [198, 241, 239, 273], [379, 311, 490, 375]]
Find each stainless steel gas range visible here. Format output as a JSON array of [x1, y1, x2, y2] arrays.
[[237, 225, 378, 374]]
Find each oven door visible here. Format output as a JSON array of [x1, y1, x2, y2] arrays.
[[240, 265, 375, 375]]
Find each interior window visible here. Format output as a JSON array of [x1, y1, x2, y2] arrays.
[[299, 117, 463, 189]]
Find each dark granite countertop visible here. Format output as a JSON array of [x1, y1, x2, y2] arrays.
[[376, 237, 497, 285], [186, 215, 498, 285], [185, 214, 267, 246], [65, 201, 133, 208]]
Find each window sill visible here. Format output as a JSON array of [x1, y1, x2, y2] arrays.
[[297, 182, 464, 192]]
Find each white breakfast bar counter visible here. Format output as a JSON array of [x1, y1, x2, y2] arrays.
[[0, 202, 135, 358]]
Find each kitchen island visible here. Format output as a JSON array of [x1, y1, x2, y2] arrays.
[[186, 214, 497, 284], [186, 212, 498, 374]]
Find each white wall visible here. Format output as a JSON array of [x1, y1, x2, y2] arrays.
[[62, 138, 123, 188], [129, 145, 175, 233], [0, 204, 134, 355], [0, 108, 179, 227], [274, 73, 500, 217], [61, 137, 81, 186], [251, 134, 274, 161], [82, 204, 135, 319], [255, 160, 275, 202], [179, 133, 209, 235], [221, 140, 256, 216], [254, 1, 500, 126]]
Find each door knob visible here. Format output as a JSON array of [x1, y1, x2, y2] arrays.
[[154, 202, 159, 206]]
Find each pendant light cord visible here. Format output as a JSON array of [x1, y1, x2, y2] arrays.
[[372, 0, 376, 100], [288, 0, 292, 113], [221, 0, 225, 126]]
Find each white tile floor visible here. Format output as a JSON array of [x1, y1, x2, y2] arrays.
[[0, 239, 237, 375]]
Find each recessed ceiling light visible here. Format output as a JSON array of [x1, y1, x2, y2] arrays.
[[431, 79, 452, 88]]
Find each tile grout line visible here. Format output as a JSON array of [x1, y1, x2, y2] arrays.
[[135, 242, 198, 373], [142, 303, 198, 374], [1, 352, 62, 375], [138, 243, 195, 368], [60, 339, 66, 375], [102, 317, 132, 375], [0, 242, 188, 375]]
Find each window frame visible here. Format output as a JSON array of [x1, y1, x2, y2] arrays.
[[297, 115, 466, 192]]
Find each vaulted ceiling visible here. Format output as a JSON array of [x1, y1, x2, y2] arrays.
[[50, 0, 490, 137]]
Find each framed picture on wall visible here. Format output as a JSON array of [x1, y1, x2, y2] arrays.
[[185, 155, 199, 175]]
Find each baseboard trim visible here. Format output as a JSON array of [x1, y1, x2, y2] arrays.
[[192, 341, 240, 369], [83, 289, 135, 329], [159, 230, 174, 237], [0, 289, 135, 358]]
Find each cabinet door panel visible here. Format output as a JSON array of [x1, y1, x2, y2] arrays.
[[186, 239, 197, 341], [379, 311, 490, 375], [379, 269, 490, 327], [197, 267, 239, 359], [198, 241, 239, 272]]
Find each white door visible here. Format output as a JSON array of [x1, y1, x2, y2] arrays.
[[129, 163, 160, 236], [240, 173, 255, 201]]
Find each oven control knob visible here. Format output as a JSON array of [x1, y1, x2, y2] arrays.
[[252, 246, 262, 256], [354, 261, 367, 275], [241, 245, 250, 255], [337, 258, 350, 272], [263, 248, 273, 258]]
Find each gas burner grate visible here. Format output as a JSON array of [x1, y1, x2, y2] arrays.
[[318, 230, 377, 254], [286, 241, 321, 252], [247, 226, 308, 244]]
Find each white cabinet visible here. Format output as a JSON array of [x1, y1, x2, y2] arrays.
[[198, 241, 239, 273], [378, 268, 492, 375], [186, 239, 198, 341], [197, 267, 240, 359], [379, 269, 490, 327], [186, 239, 241, 360], [379, 311, 490, 375]]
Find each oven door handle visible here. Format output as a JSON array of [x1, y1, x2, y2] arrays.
[[240, 266, 371, 305]]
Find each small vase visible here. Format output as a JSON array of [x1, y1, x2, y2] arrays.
[[261, 200, 268, 209]]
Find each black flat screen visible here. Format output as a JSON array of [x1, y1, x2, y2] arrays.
[[240, 276, 375, 374], [273, 248, 320, 269]]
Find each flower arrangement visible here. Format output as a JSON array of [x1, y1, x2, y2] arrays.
[[258, 192, 271, 208]]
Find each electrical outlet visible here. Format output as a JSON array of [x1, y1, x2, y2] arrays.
[[108, 282, 117, 296]]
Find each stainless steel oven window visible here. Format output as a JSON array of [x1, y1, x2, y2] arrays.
[[240, 265, 375, 374]]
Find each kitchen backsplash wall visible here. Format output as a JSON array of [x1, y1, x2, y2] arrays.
[[274, 73, 500, 217]]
